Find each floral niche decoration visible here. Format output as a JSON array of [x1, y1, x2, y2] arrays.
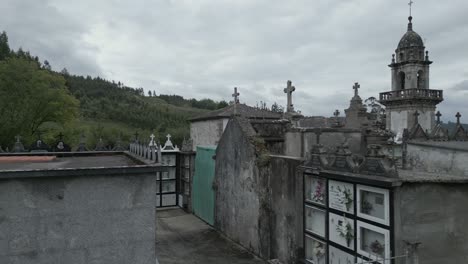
[[337, 185, 353, 211], [370, 240, 385, 255], [361, 199, 373, 214], [311, 178, 325, 203], [312, 242, 325, 259], [336, 216, 354, 247]]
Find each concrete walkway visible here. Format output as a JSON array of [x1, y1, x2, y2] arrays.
[[156, 208, 266, 264]]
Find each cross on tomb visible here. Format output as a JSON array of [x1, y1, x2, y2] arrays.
[[456, 112, 462, 125], [414, 110, 420, 125], [166, 134, 171, 141], [58, 132, 64, 141], [149, 133, 156, 147], [353, 82, 360, 97], [15, 135, 21, 143], [284, 80, 296, 112], [436, 111, 442, 124], [333, 109, 340, 117], [134, 131, 139, 141], [232, 87, 240, 104]]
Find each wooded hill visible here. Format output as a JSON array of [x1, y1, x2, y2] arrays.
[[0, 31, 227, 150]]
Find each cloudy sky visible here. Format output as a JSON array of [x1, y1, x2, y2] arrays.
[[1, 0, 467, 121]]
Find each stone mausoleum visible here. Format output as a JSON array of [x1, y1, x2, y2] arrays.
[[202, 13, 468, 264]]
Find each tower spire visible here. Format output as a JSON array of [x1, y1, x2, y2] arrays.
[[407, 1, 414, 31]]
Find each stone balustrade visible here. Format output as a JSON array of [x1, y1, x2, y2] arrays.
[[379, 88, 443, 104]]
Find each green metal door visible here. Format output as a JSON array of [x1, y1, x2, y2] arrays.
[[192, 146, 216, 225]]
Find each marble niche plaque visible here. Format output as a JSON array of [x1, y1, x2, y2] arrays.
[[305, 206, 326, 237], [328, 180, 354, 214], [357, 185, 389, 226], [305, 176, 327, 206], [329, 213, 355, 250], [305, 235, 327, 264], [329, 245, 355, 264], [357, 221, 390, 263]]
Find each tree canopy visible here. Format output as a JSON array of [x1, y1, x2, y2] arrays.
[[0, 57, 79, 147]]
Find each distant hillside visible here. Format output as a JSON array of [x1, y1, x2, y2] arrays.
[[0, 31, 227, 149]]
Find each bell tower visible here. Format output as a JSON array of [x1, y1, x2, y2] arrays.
[[379, 15, 443, 138]]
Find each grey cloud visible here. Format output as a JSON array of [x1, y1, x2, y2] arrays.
[[1, 0, 467, 118]]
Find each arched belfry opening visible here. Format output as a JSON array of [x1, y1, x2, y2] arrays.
[[399, 72, 406, 90], [417, 70, 424, 89]]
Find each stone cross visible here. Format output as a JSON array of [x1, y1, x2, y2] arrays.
[[436, 111, 442, 124], [166, 134, 171, 141], [456, 112, 461, 125], [333, 109, 340, 117], [353, 82, 360, 97], [232, 87, 240, 104], [284, 80, 295, 113], [149, 134, 156, 147], [414, 110, 420, 125], [408, 0, 414, 16]]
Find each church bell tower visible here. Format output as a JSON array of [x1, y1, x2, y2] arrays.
[[379, 15, 443, 138]]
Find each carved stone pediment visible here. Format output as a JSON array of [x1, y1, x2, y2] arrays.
[[304, 144, 328, 168], [430, 124, 449, 141], [358, 144, 397, 177], [409, 123, 428, 140], [451, 125, 467, 141], [328, 144, 359, 172]]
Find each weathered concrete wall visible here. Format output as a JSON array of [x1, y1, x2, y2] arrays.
[[215, 118, 304, 263], [190, 118, 228, 150], [406, 142, 468, 176], [214, 118, 262, 255], [264, 156, 304, 263], [0, 174, 156, 264], [394, 183, 468, 264]]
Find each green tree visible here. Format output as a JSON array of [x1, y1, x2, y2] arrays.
[[0, 31, 11, 61], [0, 57, 79, 147]]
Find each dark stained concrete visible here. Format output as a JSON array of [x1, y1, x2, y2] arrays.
[[156, 208, 266, 264]]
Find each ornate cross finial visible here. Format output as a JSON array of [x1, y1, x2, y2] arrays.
[[408, 0, 414, 16], [166, 134, 171, 140], [150, 134, 155, 141], [58, 132, 64, 141], [456, 112, 462, 125], [232, 87, 240, 104], [436, 111, 442, 124], [353, 82, 360, 97], [134, 131, 139, 140], [284, 80, 296, 113], [414, 110, 420, 125], [333, 109, 340, 117]]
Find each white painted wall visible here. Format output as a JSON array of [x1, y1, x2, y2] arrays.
[[190, 118, 229, 151]]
